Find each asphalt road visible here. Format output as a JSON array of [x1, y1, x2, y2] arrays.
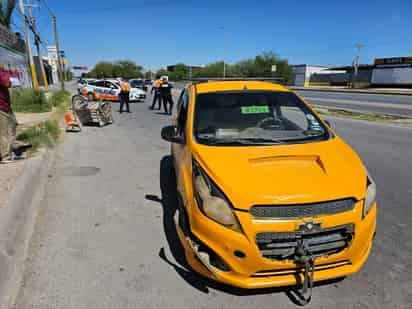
[[295, 90, 412, 117], [14, 93, 412, 309]]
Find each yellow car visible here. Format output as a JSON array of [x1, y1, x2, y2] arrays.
[[161, 80, 377, 292]]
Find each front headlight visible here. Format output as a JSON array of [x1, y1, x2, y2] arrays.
[[363, 171, 377, 217], [192, 160, 242, 233]]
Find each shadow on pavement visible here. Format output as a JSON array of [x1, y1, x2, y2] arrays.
[[145, 155, 344, 305]]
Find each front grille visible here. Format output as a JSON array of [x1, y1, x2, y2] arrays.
[[251, 198, 355, 219], [256, 224, 354, 261]]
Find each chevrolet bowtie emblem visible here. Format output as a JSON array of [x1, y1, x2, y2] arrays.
[[298, 221, 322, 233]]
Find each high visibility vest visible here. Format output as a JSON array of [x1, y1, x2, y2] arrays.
[[120, 82, 130, 91], [154, 80, 161, 88]]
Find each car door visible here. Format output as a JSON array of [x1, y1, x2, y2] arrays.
[[89, 80, 106, 99], [103, 81, 121, 101], [172, 88, 191, 205]]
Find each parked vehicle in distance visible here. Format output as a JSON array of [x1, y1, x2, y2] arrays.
[[80, 79, 146, 102], [129, 79, 148, 91], [161, 79, 377, 292]]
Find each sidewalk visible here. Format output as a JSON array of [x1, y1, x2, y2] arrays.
[[291, 86, 412, 96], [0, 112, 52, 208]]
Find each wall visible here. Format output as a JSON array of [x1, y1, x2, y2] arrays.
[[371, 67, 412, 87]]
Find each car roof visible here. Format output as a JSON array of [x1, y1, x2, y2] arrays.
[[193, 80, 289, 94]]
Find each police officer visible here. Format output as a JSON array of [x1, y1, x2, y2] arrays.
[[119, 79, 131, 113], [160, 76, 174, 115], [150, 77, 162, 110]]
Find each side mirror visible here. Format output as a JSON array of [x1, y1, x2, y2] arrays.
[[324, 120, 332, 128], [161, 126, 184, 144]]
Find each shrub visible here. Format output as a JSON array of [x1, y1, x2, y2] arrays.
[[11, 88, 51, 113], [17, 119, 60, 151]]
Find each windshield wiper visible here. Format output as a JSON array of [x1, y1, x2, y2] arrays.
[[200, 137, 283, 145], [303, 129, 325, 137]]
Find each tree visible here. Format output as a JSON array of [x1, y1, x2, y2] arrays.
[[64, 70, 73, 81], [170, 63, 189, 80], [87, 60, 143, 79], [112, 60, 143, 79], [193, 61, 225, 78], [0, 0, 16, 29], [144, 70, 154, 79], [155, 68, 169, 79], [192, 52, 293, 83], [87, 61, 114, 78]]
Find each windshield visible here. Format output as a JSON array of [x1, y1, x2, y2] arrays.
[[130, 80, 143, 87], [194, 91, 330, 146]]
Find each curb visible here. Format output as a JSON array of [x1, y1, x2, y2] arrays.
[[290, 87, 412, 96], [0, 149, 53, 309]]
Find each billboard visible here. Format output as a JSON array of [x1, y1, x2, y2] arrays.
[[0, 47, 31, 87], [374, 57, 412, 66]]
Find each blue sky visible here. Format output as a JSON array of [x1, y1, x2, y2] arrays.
[[13, 0, 412, 71]]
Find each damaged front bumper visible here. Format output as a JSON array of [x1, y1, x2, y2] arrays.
[[176, 201, 377, 289]]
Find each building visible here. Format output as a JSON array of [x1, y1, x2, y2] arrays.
[[371, 57, 412, 87], [47, 46, 59, 83], [292, 57, 412, 88], [33, 56, 53, 86], [291, 65, 336, 86]]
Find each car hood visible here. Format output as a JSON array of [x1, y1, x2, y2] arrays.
[[193, 137, 366, 210], [130, 87, 145, 94]]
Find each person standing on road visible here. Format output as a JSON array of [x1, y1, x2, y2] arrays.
[[160, 77, 174, 115], [150, 78, 162, 110], [119, 79, 131, 113], [0, 70, 17, 162]]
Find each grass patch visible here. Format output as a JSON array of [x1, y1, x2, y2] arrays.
[[316, 107, 411, 123], [16, 119, 60, 152], [15, 90, 72, 155], [11, 88, 51, 113], [49, 90, 71, 107]]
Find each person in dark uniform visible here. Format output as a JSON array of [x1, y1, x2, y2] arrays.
[[150, 77, 162, 110], [119, 80, 131, 113], [160, 77, 174, 115]]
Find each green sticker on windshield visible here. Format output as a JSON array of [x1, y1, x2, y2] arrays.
[[241, 106, 270, 114]]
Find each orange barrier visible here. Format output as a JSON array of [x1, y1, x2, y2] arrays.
[[64, 113, 81, 132]]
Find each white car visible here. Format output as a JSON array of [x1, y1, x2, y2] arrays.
[[77, 78, 96, 93], [80, 80, 146, 102]]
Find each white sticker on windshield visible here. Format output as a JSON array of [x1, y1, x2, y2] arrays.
[[306, 114, 319, 125], [306, 114, 316, 121]]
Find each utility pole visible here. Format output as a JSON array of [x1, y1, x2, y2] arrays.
[[53, 14, 65, 90], [353, 43, 365, 88], [219, 26, 226, 78], [19, 0, 39, 90], [26, 0, 49, 91]]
